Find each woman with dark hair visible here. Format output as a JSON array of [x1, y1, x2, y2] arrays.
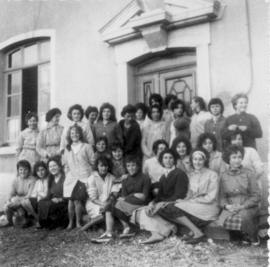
[[38, 156, 68, 228], [60, 104, 94, 152], [85, 106, 99, 131], [119, 104, 142, 158], [85, 156, 115, 223], [141, 104, 167, 160], [197, 133, 226, 175], [149, 93, 163, 107], [163, 94, 178, 123], [223, 93, 262, 149], [135, 102, 148, 130], [171, 136, 192, 174], [36, 108, 64, 162], [17, 112, 40, 168], [190, 96, 211, 148], [204, 98, 226, 151], [136, 149, 189, 244], [63, 125, 95, 229], [219, 145, 260, 245], [4, 160, 35, 226], [165, 148, 220, 244], [93, 103, 123, 149]]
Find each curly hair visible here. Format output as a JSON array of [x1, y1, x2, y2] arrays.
[[164, 94, 177, 108], [148, 104, 163, 120], [17, 160, 31, 173], [66, 125, 85, 151], [222, 144, 244, 164], [25, 112, 38, 124], [171, 136, 192, 158], [190, 147, 209, 169], [192, 96, 207, 111], [98, 102, 117, 122], [121, 104, 136, 117], [208, 98, 224, 114], [158, 148, 177, 167], [95, 136, 108, 151], [85, 106, 98, 119], [149, 93, 163, 107], [197, 133, 217, 152], [152, 139, 169, 155], [231, 93, 248, 110], [111, 142, 123, 152], [67, 104, 84, 121], [171, 99, 186, 112], [135, 102, 148, 119], [124, 155, 142, 172], [33, 161, 48, 179], [95, 156, 112, 173]]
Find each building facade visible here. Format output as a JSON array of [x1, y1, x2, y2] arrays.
[[0, 0, 268, 208]]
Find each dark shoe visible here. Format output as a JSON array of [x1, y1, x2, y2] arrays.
[[185, 235, 206, 245]]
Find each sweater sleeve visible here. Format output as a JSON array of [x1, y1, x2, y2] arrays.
[[141, 126, 152, 158], [87, 175, 98, 201], [85, 144, 95, 168], [114, 123, 123, 145], [125, 123, 142, 154], [245, 114, 263, 139]]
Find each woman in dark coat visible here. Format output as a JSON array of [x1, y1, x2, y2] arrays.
[[38, 156, 68, 228]]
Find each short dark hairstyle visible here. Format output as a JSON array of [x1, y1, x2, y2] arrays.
[[98, 102, 117, 122], [190, 148, 209, 169], [67, 104, 84, 121], [149, 93, 163, 107], [111, 142, 123, 152], [197, 133, 218, 152], [222, 129, 243, 144], [33, 161, 48, 179], [66, 125, 85, 151], [17, 160, 31, 173], [46, 108, 62, 122], [25, 112, 38, 124], [152, 139, 169, 155], [85, 106, 98, 119], [121, 104, 136, 117], [148, 104, 163, 120], [164, 94, 177, 108], [47, 156, 63, 170], [95, 156, 112, 173], [171, 99, 186, 112], [95, 136, 108, 149], [171, 136, 192, 158], [158, 148, 177, 167], [192, 96, 207, 111], [125, 155, 141, 171], [208, 98, 224, 114], [135, 102, 148, 119], [222, 144, 244, 164]]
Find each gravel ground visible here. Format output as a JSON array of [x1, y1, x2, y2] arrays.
[[0, 226, 268, 267]]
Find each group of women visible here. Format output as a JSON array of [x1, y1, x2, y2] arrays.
[[3, 92, 263, 245]]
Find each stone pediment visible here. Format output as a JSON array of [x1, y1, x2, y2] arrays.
[[100, 0, 224, 45]]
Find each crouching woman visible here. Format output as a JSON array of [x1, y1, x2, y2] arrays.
[[219, 145, 260, 245], [136, 149, 189, 244], [164, 148, 220, 244]]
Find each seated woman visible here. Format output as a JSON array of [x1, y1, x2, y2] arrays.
[[136, 149, 189, 244], [21, 161, 49, 228], [4, 160, 35, 226], [197, 133, 226, 175], [171, 136, 192, 174], [143, 139, 168, 195], [160, 148, 220, 245], [93, 156, 151, 243], [219, 145, 261, 245], [38, 156, 68, 229], [84, 156, 115, 228]]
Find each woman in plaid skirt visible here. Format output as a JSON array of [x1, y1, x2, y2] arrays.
[[219, 145, 261, 245]]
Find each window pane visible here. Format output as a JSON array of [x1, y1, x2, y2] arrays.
[[40, 41, 50, 61], [39, 64, 50, 89], [38, 64, 50, 113], [7, 118, 20, 142], [7, 95, 20, 117], [8, 50, 21, 68], [7, 72, 21, 95], [24, 44, 38, 65]]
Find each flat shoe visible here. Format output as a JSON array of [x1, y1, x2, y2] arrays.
[[119, 232, 135, 239], [185, 235, 206, 245]]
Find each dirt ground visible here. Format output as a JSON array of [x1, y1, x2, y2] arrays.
[[0, 226, 268, 267]]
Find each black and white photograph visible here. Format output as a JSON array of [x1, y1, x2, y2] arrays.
[[0, 0, 268, 266]]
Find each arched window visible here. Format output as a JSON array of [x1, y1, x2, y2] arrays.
[[4, 39, 50, 143]]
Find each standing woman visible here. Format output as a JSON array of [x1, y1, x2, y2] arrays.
[[135, 102, 148, 130], [63, 125, 95, 229], [38, 156, 68, 229], [224, 93, 262, 149], [17, 112, 40, 168], [171, 136, 192, 174], [92, 103, 123, 149], [119, 104, 142, 158], [219, 145, 260, 245], [141, 104, 167, 160], [197, 133, 226, 176], [60, 104, 94, 152], [190, 97, 211, 148], [36, 108, 64, 162], [165, 148, 220, 244], [85, 106, 98, 132]]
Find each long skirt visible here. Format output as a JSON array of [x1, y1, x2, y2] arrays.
[[38, 199, 68, 228], [131, 207, 177, 238]]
